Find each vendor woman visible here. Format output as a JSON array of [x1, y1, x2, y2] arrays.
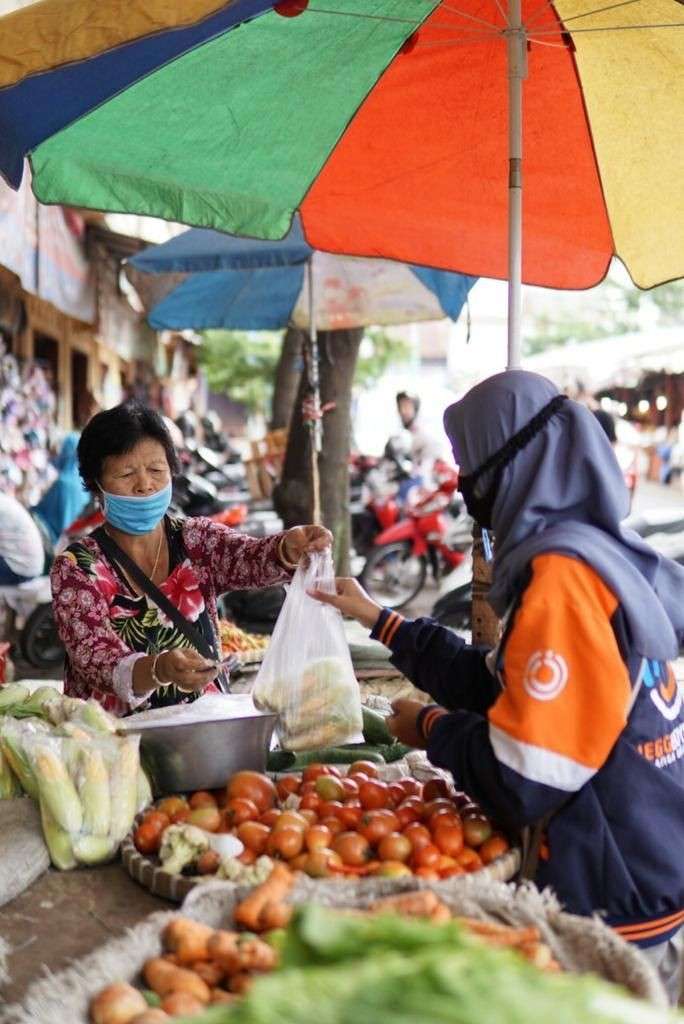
[[51, 401, 330, 716], [313, 370, 684, 1002]]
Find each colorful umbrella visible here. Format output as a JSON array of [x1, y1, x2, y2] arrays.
[[128, 221, 476, 331], [0, 0, 682, 366]]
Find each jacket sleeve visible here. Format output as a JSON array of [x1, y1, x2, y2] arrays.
[[424, 554, 633, 828], [370, 608, 500, 714], [181, 518, 292, 594]]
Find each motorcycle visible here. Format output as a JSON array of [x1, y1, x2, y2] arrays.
[[359, 463, 469, 609]]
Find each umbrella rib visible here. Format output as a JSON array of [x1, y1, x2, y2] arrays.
[[532, 19, 684, 32], [526, 0, 643, 30], [489, 0, 511, 27], [303, 3, 501, 30], [439, 3, 503, 28]]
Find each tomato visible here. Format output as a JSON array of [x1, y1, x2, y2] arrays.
[[429, 810, 462, 832], [238, 847, 257, 865], [433, 822, 464, 858], [462, 816, 493, 849], [452, 791, 472, 812], [141, 810, 170, 835], [440, 863, 465, 879], [359, 780, 390, 811], [348, 772, 368, 787], [299, 793, 321, 813], [304, 849, 343, 878], [479, 834, 510, 865], [223, 798, 260, 827], [170, 807, 191, 825], [299, 781, 317, 796], [423, 778, 452, 802], [403, 822, 432, 852], [359, 809, 399, 846], [318, 800, 345, 820], [290, 853, 309, 871], [378, 832, 412, 863], [157, 796, 188, 819], [340, 776, 360, 799], [273, 810, 309, 833], [134, 822, 162, 855], [338, 805, 363, 830], [348, 760, 380, 780], [332, 831, 372, 867], [260, 809, 280, 828], [396, 778, 423, 799], [373, 860, 412, 878], [305, 824, 333, 852], [299, 809, 318, 826], [226, 771, 277, 814], [196, 849, 221, 875], [315, 775, 346, 802], [236, 821, 270, 855], [320, 815, 344, 836], [387, 783, 406, 807], [424, 799, 456, 822], [276, 775, 302, 802], [189, 791, 218, 810], [412, 843, 441, 870], [268, 827, 304, 861], [303, 763, 341, 783], [457, 847, 483, 873], [188, 806, 222, 832], [415, 867, 440, 880], [396, 799, 423, 828], [460, 802, 482, 819]]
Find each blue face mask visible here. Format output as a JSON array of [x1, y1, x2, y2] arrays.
[[100, 482, 172, 535]]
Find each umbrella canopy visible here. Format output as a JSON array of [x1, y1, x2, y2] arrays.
[[128, 224, 476, 331], [0, 0, 681, 298]]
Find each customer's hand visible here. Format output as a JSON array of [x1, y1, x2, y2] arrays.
[[156, 649, 218, 692], [282, 524, 333, 566], [309, 577, 382, 630], [387, 699, 426, 749]]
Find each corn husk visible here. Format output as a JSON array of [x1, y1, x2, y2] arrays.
[[0, 682, 29, 712], [32, 745, 83, 834], [109, 735, 140, 842], [73, 700, 117, 735], [72, 834, 117, 866], [10, 685, 62, 719], [137, 766, 153, 814], [39, 798, 76, 871], [78, 745, 111, 836], [0, 746, 21, 799], [0, 726, 39, 800]]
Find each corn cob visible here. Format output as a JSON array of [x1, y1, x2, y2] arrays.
[[0, 733, 39, 800], [109, 737, 140, 842], [0, 747, 21, 799], [40, 798, 76, 871], [75, 700, 117, 735], [78, 746, 111, 836], [72, 834, 117, 865], [33, 746, 83, 834], [0, 683, 29, 712], [11, 685, 61, 719]]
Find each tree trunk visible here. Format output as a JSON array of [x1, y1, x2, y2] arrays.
[[270, 327, 303, 431], [273, 330, 362, 574]]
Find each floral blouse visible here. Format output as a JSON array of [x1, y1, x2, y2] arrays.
[[50, 516, 289, 716]]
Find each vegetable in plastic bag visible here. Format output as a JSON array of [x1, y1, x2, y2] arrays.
[[0, 746, 21, 798], [109, 735, 141, 842], [0, 682, 29, 712], [253, 551, 363, 752]]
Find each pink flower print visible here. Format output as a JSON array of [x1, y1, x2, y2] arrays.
[[110, 603, 139, 620], [92, 559, 119, 606], [159, 560, 205, 623]]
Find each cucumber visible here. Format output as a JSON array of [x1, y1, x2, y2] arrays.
[[362, 706, 395, 746], [267, 745, 386, 772]]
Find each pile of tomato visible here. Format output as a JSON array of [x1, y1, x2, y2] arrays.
[[134, 762, 510, 881]]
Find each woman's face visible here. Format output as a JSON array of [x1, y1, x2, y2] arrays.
[[100, 439, 171, 497]]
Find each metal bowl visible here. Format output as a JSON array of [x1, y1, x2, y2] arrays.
[[125, 711, 277, 795]]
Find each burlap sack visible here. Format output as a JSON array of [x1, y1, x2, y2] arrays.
[[0, 798, 49, 909], [2, 870, 667, 1024]]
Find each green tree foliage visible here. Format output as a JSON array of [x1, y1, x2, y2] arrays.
[[198, 327, 412, 413]]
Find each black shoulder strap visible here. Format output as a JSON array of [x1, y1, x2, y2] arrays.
[[93, 526, 216, 662]]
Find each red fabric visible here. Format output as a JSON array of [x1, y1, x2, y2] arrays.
[[302, 0, 614, 289]]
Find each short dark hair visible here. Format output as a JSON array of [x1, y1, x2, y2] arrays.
[[78, 401, 181, 493]]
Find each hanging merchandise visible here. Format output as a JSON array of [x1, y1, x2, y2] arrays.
[[0, 339, 58, 503]]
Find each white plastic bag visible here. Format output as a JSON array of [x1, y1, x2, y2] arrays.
[[253, 550, 363, 751]]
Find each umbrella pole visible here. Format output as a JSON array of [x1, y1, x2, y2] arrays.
[[506, 0, 527, 370], [307, 258, 322, 525]]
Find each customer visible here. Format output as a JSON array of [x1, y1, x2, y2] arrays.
[[313, 371, 684, 1002], [33, 432, 90, 544], [0, 492, 45, 585], [51, 401, 330, 716]]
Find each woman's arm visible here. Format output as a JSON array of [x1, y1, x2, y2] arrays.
[[182, 518, 292, 594]]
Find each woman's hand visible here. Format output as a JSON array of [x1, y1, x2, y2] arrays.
[[282, 524, 332, 566], [387, 699, 427, 749], [156, 648, 218, 692], [309, 577, 382, 630]]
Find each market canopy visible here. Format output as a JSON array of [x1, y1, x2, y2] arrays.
[[0, 0, 682, 291], [128, 223, 476, 330]]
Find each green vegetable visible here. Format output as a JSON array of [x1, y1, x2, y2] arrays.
[[33, 746, 83, 834], [0, 731, 39, 800], [361, 706, 395, 746], [39, 799, 76, 871], [267, 746, 385, 772], [11, 685, 62, 719], [73, 700, 117, 735], [0, 683, 29, 712], [143, 991, 161, 1008], [72, 834, 117, 865], [159, 824, 209, 875], [78, 746, 111, 836], [0, 746, 21, 799], [109, 736, 140, 842]]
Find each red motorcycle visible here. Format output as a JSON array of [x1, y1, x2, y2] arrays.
[[359, 463, 468, 609]]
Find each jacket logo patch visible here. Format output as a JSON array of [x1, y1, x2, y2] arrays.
[[523, 650, 569, 701], [643, 660, 682, 722]]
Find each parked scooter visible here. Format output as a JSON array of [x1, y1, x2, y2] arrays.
[[359, 463, 468, 609]]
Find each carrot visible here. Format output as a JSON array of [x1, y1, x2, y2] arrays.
[[235, 936, 278, 974], [260, 901, 292, 931], [160, 992, 205, 1017], [162, 918, 214, 964], [455, 917, 540, 945], [518, 940, 555, 970], [90, 983, 148, 1024], [369, 891, 440, 917], [129, 1013, 169, 1024], [142, 959, 211, 1003], [429, 903, 452, 925], [234, 863, 294, 932], [191, 961, 225, 987], [207, 930, 241, 973], [211, 989, 237, 1005], [228, 973, 253, 995]]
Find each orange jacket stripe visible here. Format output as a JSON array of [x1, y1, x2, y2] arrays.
[[378, 611, 399, 645], [488, 554, 632, 782], [384, 613, 405, 647]]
